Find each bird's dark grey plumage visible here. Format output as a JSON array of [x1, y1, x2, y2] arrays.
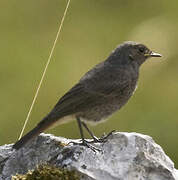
[[13, 41, 162, 150]]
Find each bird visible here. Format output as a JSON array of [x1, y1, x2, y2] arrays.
[[13, 41, 162, 150]]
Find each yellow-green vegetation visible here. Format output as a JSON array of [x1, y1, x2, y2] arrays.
[[12, 164, 80, 180]]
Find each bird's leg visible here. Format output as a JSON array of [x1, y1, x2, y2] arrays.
[[68, 117, 101, 152], [81, 121, 100, 142], [81, 121, 115, 143]]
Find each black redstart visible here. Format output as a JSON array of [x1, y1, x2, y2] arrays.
[[13, 41, 162, 150]]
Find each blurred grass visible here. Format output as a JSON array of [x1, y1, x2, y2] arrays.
[[0, 0, 178, 167]]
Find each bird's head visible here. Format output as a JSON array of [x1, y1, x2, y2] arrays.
[[109, 41, 162, 66]]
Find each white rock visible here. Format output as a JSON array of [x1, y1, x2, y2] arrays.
[[0, 132, 177, 180]]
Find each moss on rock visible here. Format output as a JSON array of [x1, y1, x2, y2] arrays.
[[12, 164, 80, 180]]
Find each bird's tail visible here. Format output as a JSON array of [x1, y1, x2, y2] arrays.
[[13, 116, 56, 150]]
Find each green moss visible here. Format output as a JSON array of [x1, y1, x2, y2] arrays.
[[12, 164, 80, 180]]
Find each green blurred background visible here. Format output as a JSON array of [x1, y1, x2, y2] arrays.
[[0, 0, 178, 167]]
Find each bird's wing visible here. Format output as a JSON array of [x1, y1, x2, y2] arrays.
[[49, 77, 127, 119], [49, 83, 105, 117], [46, 64, 130, 120]]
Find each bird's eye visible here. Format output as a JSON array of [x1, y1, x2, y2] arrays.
[[139, 47, 145, 53]]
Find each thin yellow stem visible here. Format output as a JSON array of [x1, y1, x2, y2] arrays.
[[18, 0, 71, 140]]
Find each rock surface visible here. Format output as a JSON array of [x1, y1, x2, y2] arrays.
[[0, 132, 178, 180]]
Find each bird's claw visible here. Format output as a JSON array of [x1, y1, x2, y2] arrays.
[[90, 130, 116, 143], [81, 140, 102, 152], [67, 139, 101, 152], [67, 130, 115, 152]]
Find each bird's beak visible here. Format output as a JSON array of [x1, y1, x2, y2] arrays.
[[150, 51, 162, 57], [144, 51, 162, 58]]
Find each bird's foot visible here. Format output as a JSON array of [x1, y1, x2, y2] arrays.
[[80, 139, 101, 152], [68, 139, 101, 152], [67, 130, 115, 152], [90, 130, 116, 143]]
